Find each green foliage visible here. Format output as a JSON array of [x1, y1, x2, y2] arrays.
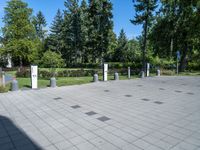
[[131, 0, 158, 71], [150, 0, 200, 71], [2, 0, 41, 66], [33, 11, 47, 40], [0, 86, 9, 93], [88, 0, 113, 63], [114, 29, 128, 62], [40, 51, 65, 69], [47, 9, 64, 54]]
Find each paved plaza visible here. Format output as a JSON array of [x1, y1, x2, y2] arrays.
[[0, 76, 200, 150]]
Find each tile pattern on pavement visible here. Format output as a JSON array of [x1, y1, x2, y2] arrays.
[[0, 76, 200, 150]]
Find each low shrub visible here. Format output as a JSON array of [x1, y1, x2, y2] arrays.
[[0, 86, 9, 93], [161, 70, 175, 76], [16, 69, 30, 78]]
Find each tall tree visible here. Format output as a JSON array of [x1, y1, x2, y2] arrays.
[[131, 0, 157, 72], [48, 9, 64, 54], [150, 0, 200, 71], [114, 29, 128, 62], [2, 0, 40, 67], [80, 0, 89, 63], [88, 0, 113, 63], [33, 11, 47, 41], [62, 0, 82, 65]]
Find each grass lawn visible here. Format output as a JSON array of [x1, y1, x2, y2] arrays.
[[4, 69, 200, 90], [16, 75, 138, 89]]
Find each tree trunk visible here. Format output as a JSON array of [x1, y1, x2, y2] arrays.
[[19, 56, 23, 69], [170, 38, 173, 58], [179, 43, 188, 72]]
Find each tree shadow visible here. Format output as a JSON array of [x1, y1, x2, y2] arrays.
[[0, 115, 42, 150]]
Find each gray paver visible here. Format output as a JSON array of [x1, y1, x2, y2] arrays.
[[0, 76, 199, 150]]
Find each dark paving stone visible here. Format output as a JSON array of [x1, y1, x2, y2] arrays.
[[85, 111, 98, 116], [54, 97, 62, 100], [97, 116, 111, 122], [175, 90, 182, 93], [186, 92, 194, 95], [181, 84, 187, 86], [71, 105, 81, 109], [154, 101, 164, 104], [104, 90, 110, 92], [137, 85, 143, 87], [141, 98, 150, 101], [125, 95, 132, 97], [161, 81, 166, 83], [159, 88, 165, 90]]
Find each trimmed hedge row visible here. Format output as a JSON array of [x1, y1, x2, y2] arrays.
[[16, 68, 142, 79]]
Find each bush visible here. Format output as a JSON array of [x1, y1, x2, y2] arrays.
[[41, 51, 65, 68], [16, 69, 30, 78], [161, 70, 175, 76], [0, 86, 9, 93], [39, 70, 52, 79]]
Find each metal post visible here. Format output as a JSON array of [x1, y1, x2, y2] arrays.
[[128, 67, 131, 79], [176, 57, 179, 75]]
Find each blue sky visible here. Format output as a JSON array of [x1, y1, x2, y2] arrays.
[[0, 0, 142, 39]]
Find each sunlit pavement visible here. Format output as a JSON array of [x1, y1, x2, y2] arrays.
[[0, 76, 200, 150]]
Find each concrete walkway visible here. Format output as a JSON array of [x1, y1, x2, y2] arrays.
[[0, 76, 200, 150]]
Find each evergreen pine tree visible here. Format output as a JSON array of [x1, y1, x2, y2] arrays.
[[114, 29, 128, 62], [33, 11, 47, 40], [48, 9, 64, 54], [130, 0, 157, 72], [62, 0, 82, 65], [88, 0, 113, 63]]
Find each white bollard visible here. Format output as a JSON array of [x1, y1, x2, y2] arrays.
[[157, 70, 161, 76], [93, 74, 98, 82], [128, 67, 131, 79]]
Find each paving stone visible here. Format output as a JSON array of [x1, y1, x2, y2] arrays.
[[154, 101, 164, 104], [97, 116, 111, 122], [104, 90, 110, 92], [71, 105, 81, 109], [0, 76, 199, 150], [125, 95, 132, 97], [53, 97, 62, 100], [175, 90, 182, 93], [85, 111, 98, 116], [141, 98, 150, 101]]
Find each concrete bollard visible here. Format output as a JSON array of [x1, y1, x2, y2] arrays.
[[93, 74, 98, 82], [114, 72, 119, 80], [157, 70, 161, 76], [11, 79, 18, 91], [146, 63, 150, 77], [141, 71, 145, 78], [128, 67, 131, 79], [50, 77, 56, 88]]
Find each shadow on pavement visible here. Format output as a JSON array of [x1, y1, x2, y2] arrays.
[[0, 115, 42, 150]]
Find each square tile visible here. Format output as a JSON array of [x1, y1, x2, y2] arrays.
[[154, 101, 164, 104], [97, 116, 111, 122], [71, 105, 81, 109], [85, 111, 98, 116]]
